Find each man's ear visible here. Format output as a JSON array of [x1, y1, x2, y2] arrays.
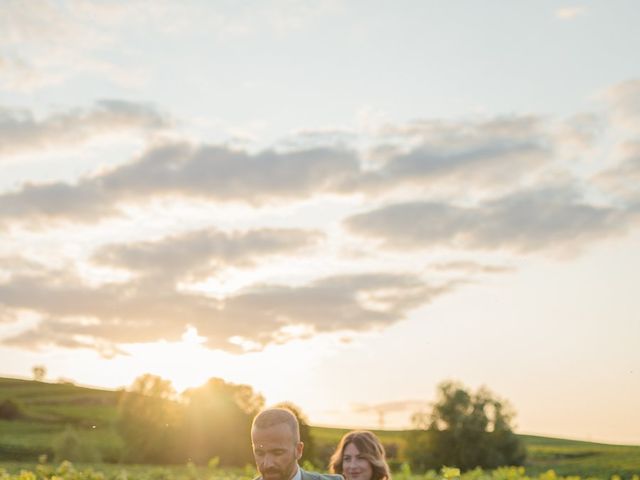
[[295, 441, 304, 460]]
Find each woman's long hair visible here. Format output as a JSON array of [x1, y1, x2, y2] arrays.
[[329, 430, 391, 480]]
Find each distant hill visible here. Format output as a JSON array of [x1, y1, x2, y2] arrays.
[[1, 376, 639, 477], [0, 377, 123, 462]]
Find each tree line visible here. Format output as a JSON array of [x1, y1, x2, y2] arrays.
[[116, 374, 315, 466], [2, 372, 526, 470], [114, 375, 525, 471]]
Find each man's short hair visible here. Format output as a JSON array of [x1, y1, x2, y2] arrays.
[[252, 407, 301, 442]]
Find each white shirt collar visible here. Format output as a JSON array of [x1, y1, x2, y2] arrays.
[[291, 465, 302, 480]]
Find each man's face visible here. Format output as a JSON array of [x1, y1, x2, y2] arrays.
[[252, 423, 303, 480]]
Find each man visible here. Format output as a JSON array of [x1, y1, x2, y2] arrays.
[[252, 407, 343, 480]]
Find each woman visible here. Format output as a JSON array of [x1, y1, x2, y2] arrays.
[[329, 430, 391, 480]]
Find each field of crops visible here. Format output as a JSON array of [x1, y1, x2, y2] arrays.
[[0, 461, 638, 480], [2, 377, 639, 479]]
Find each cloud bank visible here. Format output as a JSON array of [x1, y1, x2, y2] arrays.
[[1, 78, 639, 356], [345, 188, 636, 254], [0, 257, 453, 354], [0, 100, 170, 156]]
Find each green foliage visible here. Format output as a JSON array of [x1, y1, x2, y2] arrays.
[[116, 375, 182, 464], [181, 377, 264, 466], [407, 381, 526, 472], [116, 375, 264, 466], [52, 426, 101, 463], [0, 399, 26, 420]]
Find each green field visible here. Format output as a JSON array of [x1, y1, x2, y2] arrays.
[[310, 427, 640, 478], [1, 377, 639, 478], [0, 378, 123, 462]]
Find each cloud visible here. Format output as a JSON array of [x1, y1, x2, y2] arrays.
[[344, 188, 636, 254], [0, 1, 344, 91], [602, 79, 640, 131], [555, 6, 587, 20], [100, 143, 361, 202], [93, 227, 323, 281], [343, 116, 552, 194], [200, 273, 452, 346], [0, 0, 122, 90], [0, 142, 361, 225], [0, 181, 116, 223], [595, 141, 640, 203], [554, 113, 603, 154], [431, 260, 514, 275], [0, 100, 170, 156], [2, 320, 127, 358], [0, 259, 453, 354], [0, 306, 18, 324], [0, 114, 555, 227]]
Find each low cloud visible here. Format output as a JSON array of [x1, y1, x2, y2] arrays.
[[431, 260, 515, 275], [0, 260, 453, 354], [93, 227, 323, 281], [555, 113, 603, 154], [345, 116, 551, 194], [0, 142, 360, 225], [595, 141, 640, 203], [345, 188, 636, 254], [100, 143, 361, 203], [3, 320, 127, 358], [0, 114, 556, 227], [0, 100, 170, 156], [0, 181, 116, 223], [602, 79, 640, 131]]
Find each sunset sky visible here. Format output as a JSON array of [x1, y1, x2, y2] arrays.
[[1, 1, 639, 445]]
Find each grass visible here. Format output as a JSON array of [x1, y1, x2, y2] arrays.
[[0, 378, 123, 462]]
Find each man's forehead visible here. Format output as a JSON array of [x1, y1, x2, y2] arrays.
[[252, 438, 292, 449], [252, 423, 296, 446]]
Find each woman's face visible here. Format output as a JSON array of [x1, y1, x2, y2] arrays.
[[342, 442, 373, 480]]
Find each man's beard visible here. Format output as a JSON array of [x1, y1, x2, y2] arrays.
[[261, 464, 295, 480]]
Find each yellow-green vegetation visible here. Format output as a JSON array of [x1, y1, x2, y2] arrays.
[[521, 435, 640, 478], [0, 461, 638, 480], [0, 459, 258, 480]]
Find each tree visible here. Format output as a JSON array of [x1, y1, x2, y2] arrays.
[[407, 381, 526, 471], [32, 365, 46, 382], [0, 398, 25, 420], [182, 377, 265, 466], [117, 374, 183, 463]]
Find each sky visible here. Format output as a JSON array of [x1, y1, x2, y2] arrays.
[[1, 0, 639, 445]]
